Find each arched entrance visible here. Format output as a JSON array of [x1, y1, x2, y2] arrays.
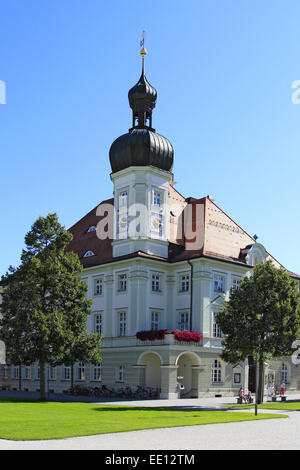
[[175, 352, 201, 397], [138, 352, 162, 390]]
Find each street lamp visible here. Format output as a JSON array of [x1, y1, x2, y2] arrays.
[[255, 350, 258, 416]]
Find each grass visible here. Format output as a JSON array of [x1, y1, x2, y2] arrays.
[[0, 397, 287, 441], [228, 401, 300, 412]]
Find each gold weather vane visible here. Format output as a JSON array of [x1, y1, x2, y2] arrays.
[[140, 30, 147, 69]]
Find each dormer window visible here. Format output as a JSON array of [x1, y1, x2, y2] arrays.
[[83, 251, 95, 258], [87, 226, 97, 233]]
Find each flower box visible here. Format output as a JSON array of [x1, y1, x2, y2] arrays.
[[136, 329, 202, 343]]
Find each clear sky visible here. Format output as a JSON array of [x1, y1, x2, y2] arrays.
[[0, 0, 299, 276]]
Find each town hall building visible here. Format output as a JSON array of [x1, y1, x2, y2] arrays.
[[2, 48, 300, 398]]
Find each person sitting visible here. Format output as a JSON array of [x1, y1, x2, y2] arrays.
[[238, 387, 246, 403], [246, 391, 253, 403]]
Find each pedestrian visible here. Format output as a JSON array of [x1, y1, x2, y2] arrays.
[[280, 382, 285, 397], [267, 384, 272, 401]]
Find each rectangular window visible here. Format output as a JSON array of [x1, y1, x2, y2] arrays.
[[92, 364, 102, 381], [234, 373, 241, 384], [178, 312, 190, 331], [118, 312, 127, 336], [24, 366, 31, 380], [179, 274, 190, 292], [152, 274, 161, 292], [153, 190, 161, 207], [213, 313, 222, 338], [214, 274, 225, 293], [116, 365, 125, 383], [49, 367, 56, 381], [212, 360, 222, 383], [94, 313, 102, 336], [35, 365, 40, 380], [232, 278, 241, 290], [151, 311, 160, 331], [11, 365, 20, 380], [94, 278, 103, 295], [77, 363, 85, 381], [118, 274, 127, 292], [119, 190, 128, 208], [63, 366, 71, 381]]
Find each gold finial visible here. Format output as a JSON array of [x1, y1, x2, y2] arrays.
[[140, 30, 147, 58]]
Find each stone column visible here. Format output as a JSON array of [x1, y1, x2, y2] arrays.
[[104, 270, 114, 338], [129, 262, 149, 333], [166, 274, 175, 331], [160, 365, 179, 399]]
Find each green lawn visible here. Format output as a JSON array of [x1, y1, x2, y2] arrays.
[[0, 398, 287, 441], [229, 401, 300, 412]]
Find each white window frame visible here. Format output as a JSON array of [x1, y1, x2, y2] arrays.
[[94, 278, 103, 295], [91, 363, 102, 382], [62, 366, 71, 381], [35, 364, 40, 380], [94, 313, 103, 336], [281, 363, 288, 384], [151, 274, 161, 292], [232, 277, 241, 290], [212, 312, 223, 338], [179, 274, 190, 292], [116, 365, 125, 383], [48, 366, 56, 381], [11, 365, 20, 380], [83, 251, 95, 258], [212, 360, 222, 384], [77, 363, 86, 381], [87, 226, 97, 233], [213, 274, 225, 293], [118, 273, 127, 292], [150, 311, 160, 331], [152, 189, 162, 207], [24, 366, 31, 380], [119, 190, 128, 209], [118, 311, 127, 337], [178, 311, 190, 331]]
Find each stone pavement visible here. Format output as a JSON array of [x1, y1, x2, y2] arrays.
[[1, 392, 300, 450]]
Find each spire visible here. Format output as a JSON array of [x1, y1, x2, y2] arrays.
[[140, 30, 147, 74], [128, 31, 157, 131]]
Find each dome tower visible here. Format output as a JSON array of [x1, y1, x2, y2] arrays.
[[110, 37, 174, 259]]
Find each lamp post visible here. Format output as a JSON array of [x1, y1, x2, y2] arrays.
[[255, 350, 258, 416]]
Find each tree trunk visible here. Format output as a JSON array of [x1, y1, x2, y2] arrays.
[[39, 360, 46, 401], [257, 356, 265, 404]]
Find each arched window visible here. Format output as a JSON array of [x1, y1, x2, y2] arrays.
[[212, 360, 222, 384], [281, 363, 288, 384], [87, 226, 96, 233], [83, 251, 95, 258]]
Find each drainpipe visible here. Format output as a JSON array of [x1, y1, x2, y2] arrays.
[[187, 259, 193, 331]]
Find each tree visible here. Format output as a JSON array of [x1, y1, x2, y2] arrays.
[[217, 260, 300, 403], [0, 213, 102, 400]]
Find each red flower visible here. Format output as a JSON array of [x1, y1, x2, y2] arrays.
[[136, 329, 168, 341], [171, 330, 202, 343]]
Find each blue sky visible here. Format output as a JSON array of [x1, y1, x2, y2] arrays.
[[0, 0, 299, 276]]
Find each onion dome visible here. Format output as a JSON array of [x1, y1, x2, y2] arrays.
[[109, 49, 174, 174]]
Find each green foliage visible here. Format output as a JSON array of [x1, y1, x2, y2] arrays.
[[0, 213, 101, 398], [217, 260, 300, 364]]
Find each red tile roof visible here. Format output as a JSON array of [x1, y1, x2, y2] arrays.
[[66, 194, 300, 279]]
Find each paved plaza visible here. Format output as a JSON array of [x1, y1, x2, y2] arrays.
[[0, 393, 300, 450]]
